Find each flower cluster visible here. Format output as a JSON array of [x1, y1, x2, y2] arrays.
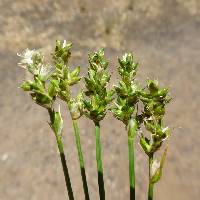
[[51, 40, 83, 119], [110, 53, 172, 186], [111, 53, 140, 129], [139, 80, 171, 155], [83, 49, 113, 123], [18, 40, 83, 124], [18, 41, 172, 199], [19, 49, 56, 109], [139, 80, 171, 183], [52, 40, 81, 100]]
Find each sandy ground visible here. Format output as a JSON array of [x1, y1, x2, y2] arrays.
[[0, 0, 200, 199]]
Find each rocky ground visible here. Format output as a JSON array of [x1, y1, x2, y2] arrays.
[[0, 0, 200, 199]]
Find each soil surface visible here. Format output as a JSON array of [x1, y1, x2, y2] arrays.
[[0, 0, 200, 199]]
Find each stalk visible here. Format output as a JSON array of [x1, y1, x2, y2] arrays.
[[128, 137, 135, 200], [95, 122, 105, 200], [128, 118, 137, 200], [148, 154, 154, 200], [72, 119, 90, 200], [56, 134, 74, 200]]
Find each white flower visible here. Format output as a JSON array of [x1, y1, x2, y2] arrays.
[[17, 49, 36, 68], [151, 159, 160, 178]]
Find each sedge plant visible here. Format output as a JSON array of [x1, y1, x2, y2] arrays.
[[83, 49, 114, 200], [139, 80, 171, 200], [18, 49, 74, 199], [111, 53, 142, 200], [18, 41, 172, 200], [51, 40, 90, 200]]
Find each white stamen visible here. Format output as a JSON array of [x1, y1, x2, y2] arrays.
[[17, 49, 36, 68]]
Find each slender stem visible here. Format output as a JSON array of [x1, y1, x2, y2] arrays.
[[128, 137, 135, 200], [95, 122, 105, 200], [128, 118, 138, 200], [148, 154, 154, 200], [72, 119, 90, 200], [56, 135, 74, 200], [48, 108, 74, 200]]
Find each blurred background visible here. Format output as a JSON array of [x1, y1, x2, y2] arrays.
[[0, 0, 200, 199]]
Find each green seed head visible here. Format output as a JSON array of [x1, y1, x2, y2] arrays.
[[51, 41, 71, 101], [140, 80, 171, 120], [111, 53, 140, 126], [83, 48, 113, 123], [51, 40, 82, 111], [139, 79, 171, 184], [118, 53, 138, 83]]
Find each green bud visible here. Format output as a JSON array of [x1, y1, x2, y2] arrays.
[[31, 92, 52, 108], [88, 48, 108, 70], [20, 81, 32, 91], [53, 40, 72, 64], [118, 53, 138, 80], [140, 136, 151, 154], [147, 80, 159, 95]]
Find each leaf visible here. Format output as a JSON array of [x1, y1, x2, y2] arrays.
[[49, 107, 63, 136], [150, 147, 168, 184]]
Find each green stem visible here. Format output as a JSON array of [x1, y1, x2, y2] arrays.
[[72, 120, 90, 200], [148, 154, 154, 200], [128, 137, 135, 200], [95, 122, 105, 200], [128, 118, 138, 200], [56, 135, 74, 200]]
